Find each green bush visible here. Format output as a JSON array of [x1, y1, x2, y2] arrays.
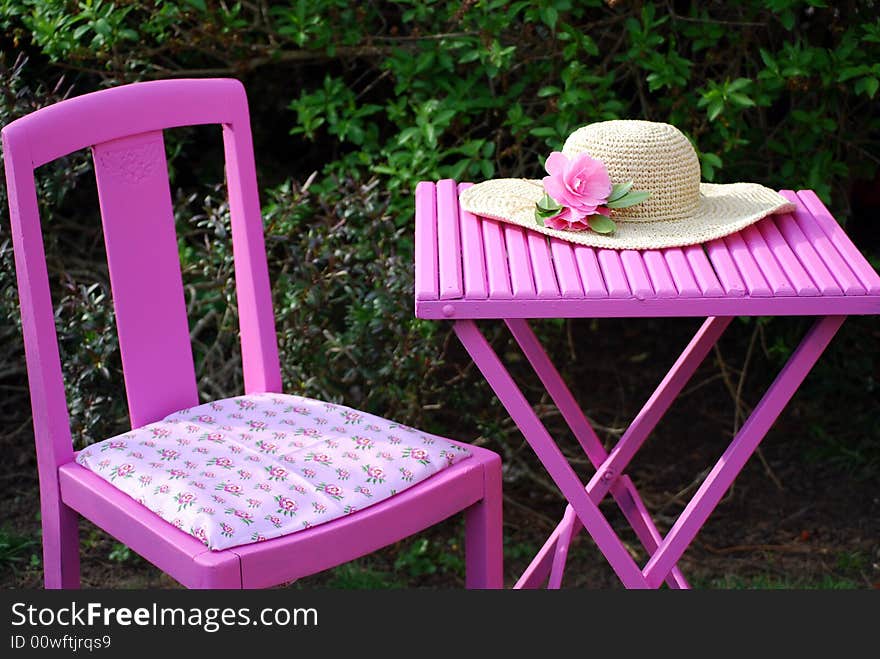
[[0, 1, 878, 480], [4, 1, 879, 203]]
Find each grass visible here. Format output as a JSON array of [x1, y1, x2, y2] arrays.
[[296, 531, 548, 588], [0, 526, 39, 576], [318, 563, 406, 589]]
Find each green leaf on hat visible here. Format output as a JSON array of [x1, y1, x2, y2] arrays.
[[587, 214, 616, 234], [608, 181, 633, 202], [535, 204, 562, 218], [536, 192, 562, 213], [606, 190, 651, 209], [535, 192, 564, 226], [535, 207, 560, 225], [535, 208, 560, 220]]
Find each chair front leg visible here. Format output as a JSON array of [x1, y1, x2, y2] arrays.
[[41, 492, 80, 589], [464, 453, 504, 589]]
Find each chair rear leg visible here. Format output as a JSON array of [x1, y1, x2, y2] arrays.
[[42, 497, 80, 589], [464, 453, 503, 589]]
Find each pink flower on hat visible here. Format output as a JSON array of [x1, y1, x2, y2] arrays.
[[542, 152, 611, 228], [533, 149, 649, 234]]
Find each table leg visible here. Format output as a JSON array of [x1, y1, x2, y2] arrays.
[[454, 319, 650, 588], [513, 519, 567, 589], [459, 315, 844, 589], [642, 315, 845, 587], [547, 506, 577, 589], [506, 317, 730, 588]]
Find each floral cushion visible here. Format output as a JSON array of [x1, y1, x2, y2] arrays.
[[76, 393, 471, 551]]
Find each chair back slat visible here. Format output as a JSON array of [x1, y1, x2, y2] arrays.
[[2, 128, 75, 476], [222, 122, 282, 395], [92, 130, 198, 427], [2, 78, 282, 479]]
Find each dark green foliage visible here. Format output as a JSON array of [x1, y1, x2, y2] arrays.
[[0, 525, 38, 573], [0, 0, 877, 484], [174, 175, 449, 424]]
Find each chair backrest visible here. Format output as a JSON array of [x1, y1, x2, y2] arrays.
[[2, 78, 282, 480]]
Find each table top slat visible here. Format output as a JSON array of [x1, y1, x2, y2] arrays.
[[642, 250, 678, 298], [436, 179, 464, 300], [620, 250, 655, 299], [528, 233, 561, 298], [457, 183, 489, 299], [782, 190, 865, 295], [662, 248, 702, 297], [796, 190, 880, 295], [722, 232, 772, 297], [756, 215, 819, 296], [740, 224, 796, 296], [725, 224, 796, 297], [598, 250, 632, 298], [573, 245, 610, 298], [705, 239, 747, 296], [550, 238, 585, 298], [683, 245, 725, 297], [504, 225, 537, 298], [414, 181, 439, 301], [773, 211, 841, 296], [481, 218, 514, 299]]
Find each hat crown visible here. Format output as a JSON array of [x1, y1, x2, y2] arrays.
[[562, 120, 700, 222]]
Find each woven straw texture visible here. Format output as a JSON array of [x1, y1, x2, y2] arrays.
[[458, 120, 795, 250]]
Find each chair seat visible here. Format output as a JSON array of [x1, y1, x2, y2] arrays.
[[76, 393, 471, 551]]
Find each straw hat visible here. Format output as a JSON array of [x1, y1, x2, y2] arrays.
[[459, 120, 794, 250]]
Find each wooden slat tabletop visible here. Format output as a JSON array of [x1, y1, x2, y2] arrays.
[[414, 181, 880, 319]]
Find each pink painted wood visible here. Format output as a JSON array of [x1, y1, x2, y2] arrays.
[[573, 245, 608, 298], [662, 248, 701, 297], [92, 130, 199, 427], [549, 239, 583, 298], [436, 179, 464, 300], [641, 251, 677, 298], [4, 81, 503, 589], [683, 244, 724, 297], [457, 182, 489, 299], [780, 190, 866, 295], [414, 181, 440, 301], [598, 249, 631, 298], [795, 190, 880, 294], [481, 218, 514, 299], [505, 225, 537, 298], [505, 317, 690, 589], [415, 180, 880, 588]]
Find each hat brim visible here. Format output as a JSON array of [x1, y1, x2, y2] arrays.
[[458, 179, 795, 250]]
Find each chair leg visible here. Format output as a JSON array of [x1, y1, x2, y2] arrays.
[[42, 497, 80, 589], [464, 454, 504, 589], [192, 550, 243, 589]]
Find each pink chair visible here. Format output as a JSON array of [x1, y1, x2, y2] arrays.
[[2, 78, 502, 589]]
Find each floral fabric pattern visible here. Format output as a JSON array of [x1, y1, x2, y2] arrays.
[[76, 393, 472, 551]]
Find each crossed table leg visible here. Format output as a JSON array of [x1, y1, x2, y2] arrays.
[[453, 315, 844, 588]]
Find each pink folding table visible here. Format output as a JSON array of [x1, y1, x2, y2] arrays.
[[414, 178, 880, 589]]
